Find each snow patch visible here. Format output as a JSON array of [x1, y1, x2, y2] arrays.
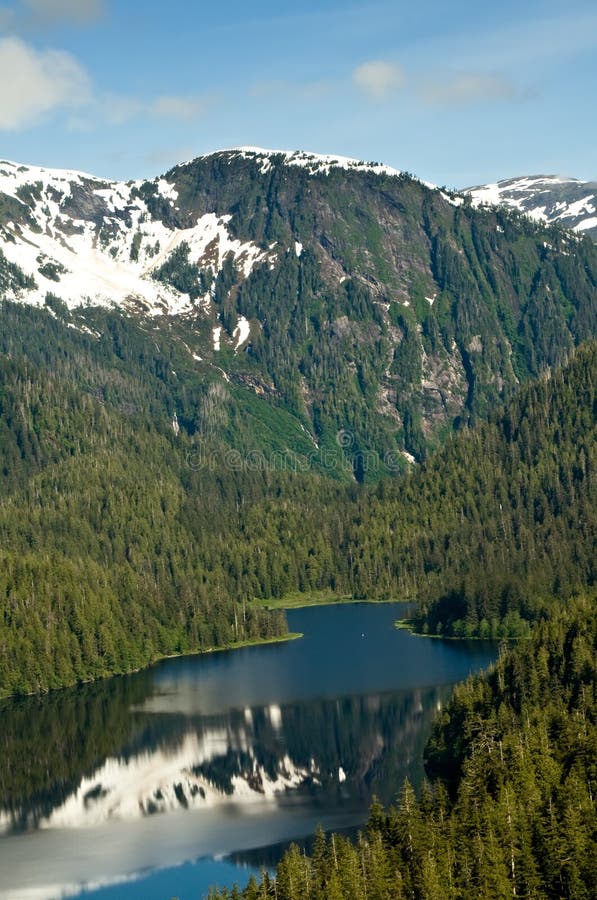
[[559, 195, 595, 219], [212, 326, 222, 351], [229, 146, 407, 180], [0, 160, 267, 316], [440, 191, 464, 207], [233, 315, 250, 350], [268, 704, 282, 731], [156, 178, 179, 202], [466, 174, 597, 235], [576, 216, 597, 232]]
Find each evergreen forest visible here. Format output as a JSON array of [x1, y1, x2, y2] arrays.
[[209, 593, 597, 900], [0, 294, 594, 695]]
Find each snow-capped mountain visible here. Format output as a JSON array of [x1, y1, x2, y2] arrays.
[[0, 147, 453, 320], [1, 147, 596, 469], [466, 175, 597, 240], [0, 156, 272, 317], [0, 728, 317, 834], [226, 145, 407, 179], [0, 149, 423, 317]]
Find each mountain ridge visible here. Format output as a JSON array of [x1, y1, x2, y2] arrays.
[[466, 173, 597, 239], [1, 147, 596, 469]]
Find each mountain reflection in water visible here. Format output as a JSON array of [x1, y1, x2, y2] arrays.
[[1, 686, 448, 834], [0, 603, 497, 900]]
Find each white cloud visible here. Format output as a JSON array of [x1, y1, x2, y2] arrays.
[[421, 72, 520, 106], [353, 60, 405, 100], [150, 95, 211, 121], [0, 36, 91, 130], [249, 79, 333, 102], [0, 27, 210, 133], [21, 0, 104, 24]]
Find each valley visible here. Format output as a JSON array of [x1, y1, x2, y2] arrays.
[[0, 146, 594, 900]]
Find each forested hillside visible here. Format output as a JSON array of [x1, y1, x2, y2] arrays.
[[209, 593, 597, 900], [345, 340, 596, 636], [0, 292, 594, 696]]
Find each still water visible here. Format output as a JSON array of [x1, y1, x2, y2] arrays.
[[0, 603, 497, 900]]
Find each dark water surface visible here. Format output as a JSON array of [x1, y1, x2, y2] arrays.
[[0, 603, 497, 900]]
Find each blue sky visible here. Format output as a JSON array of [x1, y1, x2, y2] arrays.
[[0, 0, 595, 186]]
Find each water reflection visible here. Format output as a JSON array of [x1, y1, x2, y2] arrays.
[[0, 603, 496, 900], [1, 687, 450, 835]]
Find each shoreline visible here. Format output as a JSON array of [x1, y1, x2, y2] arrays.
[[0, 631, 304, 703], [395, 618, 527, 642], [258, 591, 411, 611], [160, 630, 304, 661]]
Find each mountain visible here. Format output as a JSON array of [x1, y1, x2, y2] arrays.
[[1, 147, 596, 473], [0, 148, 596, 696], [0, 149, 407, 316], [466, 174, 597, 240]]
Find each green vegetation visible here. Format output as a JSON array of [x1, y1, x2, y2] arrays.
[[199, 632, 303, 653], [3, 153, 597, 473], [159, 153, 597, 469], [0, 248, 36, 293], [209, 592, 597, 899], [257, 591, 357, 610], [0, 294, 594, 695], [0, 155, 594, 697], [152, 240, 211, 300]]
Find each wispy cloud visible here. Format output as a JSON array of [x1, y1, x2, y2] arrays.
[[71, 91, 214, 131], [0, 30, 213, 133], [353, 60, 405, 100], [249, 79, 334, 102], [0, 0, 104, 29], [144, 145, 196, 169], [0, 6, 14, 28], [0, 36, 90, 129], [150, 95, 212, 121], [22, 0, 104, 24], [467, 8, 597, 70], [420, 72, 521, 106], [402, 7, 597, 77], [100, 93, 143, 126]]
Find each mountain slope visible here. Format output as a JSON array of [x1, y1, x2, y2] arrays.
[[467, 174, 597, 240], [1, 148, 596, 471], [0, 156, 269, 315], [0, 149, 596, 695]]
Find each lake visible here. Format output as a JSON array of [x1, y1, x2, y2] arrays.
[[0, 603, 497, 900]]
